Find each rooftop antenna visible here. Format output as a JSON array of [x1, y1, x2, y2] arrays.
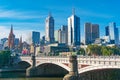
[[72, 8, 75, 15], [48, 11, 51, 17]]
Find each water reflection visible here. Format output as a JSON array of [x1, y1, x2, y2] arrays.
[[1, 78, 62, 80], [0, 72, 62, 80]]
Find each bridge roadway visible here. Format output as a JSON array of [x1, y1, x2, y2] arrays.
[[20, 55, 120, 74]]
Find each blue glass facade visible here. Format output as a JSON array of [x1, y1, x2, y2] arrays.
[[32, 31, 40, 45], [45, 14, 55, 43], [68, 15, 80, 46], [109, 22, 119, 44]]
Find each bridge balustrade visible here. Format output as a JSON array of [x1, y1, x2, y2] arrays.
[[20, 55, 120, 68], [77, 56, 120, 66]]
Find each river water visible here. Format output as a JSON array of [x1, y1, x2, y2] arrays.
[[0, 71, 62, 80], [1, 78, 62, 80]]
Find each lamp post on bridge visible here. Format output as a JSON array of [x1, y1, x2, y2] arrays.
[[31, 44, 36, 67], [63, 55, 79, 80], [26, 44, 37, 77]]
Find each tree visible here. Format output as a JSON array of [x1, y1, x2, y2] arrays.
[[86, 45, 102, 56], [77, 48, 85, 55], [0, 50, 11, 67], [101, 46, 110, 56]]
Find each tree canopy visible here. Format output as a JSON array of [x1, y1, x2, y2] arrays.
[[86, 45, 120, 56], [0, 50, 11, 67]]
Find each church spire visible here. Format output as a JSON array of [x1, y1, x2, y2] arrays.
[[10, 24, 13, 34], [8, 24, 15, 49]]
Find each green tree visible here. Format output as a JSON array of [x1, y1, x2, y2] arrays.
[[101, 46, 110, 56], [86, 45, 102, 56], [77, 48, 85, 55], [0, 50, 11, 67], [112, 46, 120, 55]]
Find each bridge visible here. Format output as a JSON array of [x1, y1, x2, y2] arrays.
[[20, 56, 120, 72], [18, 55, 120, 79]]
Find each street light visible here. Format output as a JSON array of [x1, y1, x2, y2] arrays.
[[31, 44, 36, 67]]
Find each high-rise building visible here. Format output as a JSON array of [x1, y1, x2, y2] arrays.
[[40, 36, 45, 46], [105, 26, 109, 36], [68, 10, 80, 46], [58, 25, 68, 44], [8, 25, 15, 49], [1, 38, 8, 46], [84, 22, 92, 44], [14, 38, 19, 46], [115, 27, 119, 45], [18, 36, 23, 53], [109, 22, 115, 43], [84, 22, 99, 45], [54, 30, 59, 42], [45, 13, 55, 43], [32, 31, 40, 45], [19, 36, 22, 46], [109, 22, 119, 44], [92, 24, 99, 42]]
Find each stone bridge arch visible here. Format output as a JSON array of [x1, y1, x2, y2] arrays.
[[79, 65, 120, 74], [36, 62, 70, 71], [17, 61, 31, 69], [33, 62, 70, 77], [20, 56, 32, 65]]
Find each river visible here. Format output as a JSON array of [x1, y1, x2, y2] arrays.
[[1, 78, 62, 80], [0, 71, 62, 80]]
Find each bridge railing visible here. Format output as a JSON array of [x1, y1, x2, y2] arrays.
[[36, 57, 69, 63], [20, 55, 120, 67], [77, 56, 120, 66]]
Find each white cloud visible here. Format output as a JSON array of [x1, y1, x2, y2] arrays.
[[0, 9, 44, 19], [0, 26, 30, 42], [0, 26, 9, 38], [0, 26, 45, 44]]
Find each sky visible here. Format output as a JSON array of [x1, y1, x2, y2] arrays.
[[0, 0, 120, 42]]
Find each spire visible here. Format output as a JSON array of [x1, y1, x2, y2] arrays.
[[72, 8, 75, 15], [10, 24, 13, 34], [48, 11, 52, 17]]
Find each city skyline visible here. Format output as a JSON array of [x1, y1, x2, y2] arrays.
[[0, 0, 120, 41]]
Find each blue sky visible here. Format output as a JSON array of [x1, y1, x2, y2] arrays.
[[0, 0, 120, 42]]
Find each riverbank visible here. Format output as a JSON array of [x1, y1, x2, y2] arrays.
[[0, 68, 25, 73]]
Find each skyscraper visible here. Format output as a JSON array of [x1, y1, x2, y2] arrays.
[[115, 27, 119, 45], [68, 10, 80, 46], [54, 30, 59, 42], [109, 22, 119, 44], [8, 25, 15, 49], [45, 13, 55, 43], [84, 22, 92, 44], [105, 26, 109, 36], [58, 25, 68, 44], [32, 31, 40, 45], [84, 22, 99, 45], [109, 22, 115, 43], [92, 24, 99, 42]]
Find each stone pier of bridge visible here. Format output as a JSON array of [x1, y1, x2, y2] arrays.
[[26, 55, 79, 80]]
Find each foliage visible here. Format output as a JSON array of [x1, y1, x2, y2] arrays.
[[86, 45, 102, 55], [77, 48, 85, 55], [86, 45, 120, 56], [101, 46, 113, 56], [0, 50, 11, 67]]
